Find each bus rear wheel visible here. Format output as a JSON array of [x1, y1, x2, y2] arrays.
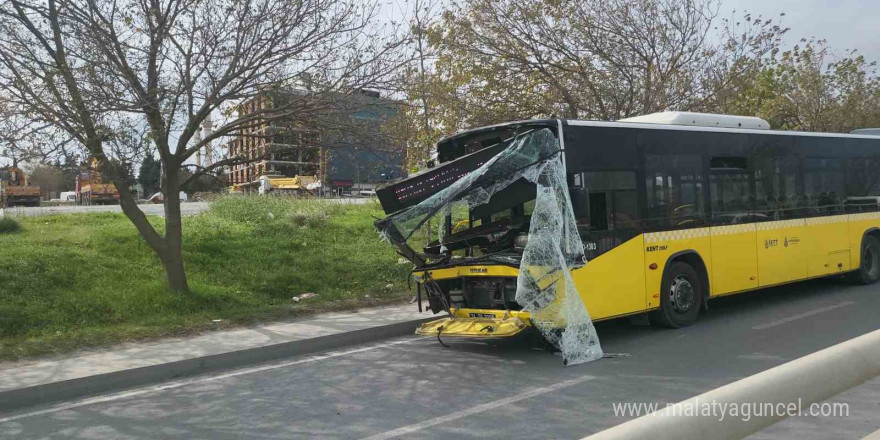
[[851, 235, 880, 285], [650, 262, 703, 328]]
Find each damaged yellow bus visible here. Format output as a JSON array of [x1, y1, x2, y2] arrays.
[[375, 112, 880, 343]]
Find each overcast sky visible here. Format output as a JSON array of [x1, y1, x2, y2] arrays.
[[721, 0, 880, 63]]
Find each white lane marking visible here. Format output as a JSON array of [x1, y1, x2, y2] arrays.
[[0, 338, 424, 424], [751, 301, 856, 330], [356, 375, 595, 440]]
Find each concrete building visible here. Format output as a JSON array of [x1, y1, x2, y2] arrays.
[[224, 89, 405, 195]]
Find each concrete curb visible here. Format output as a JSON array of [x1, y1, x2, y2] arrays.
[[0, 316, 434, 414]]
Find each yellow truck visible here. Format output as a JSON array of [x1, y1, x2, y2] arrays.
[[75, 170, 119, 205], [258, 174, 319, 195], [0, 166, 41, 207]]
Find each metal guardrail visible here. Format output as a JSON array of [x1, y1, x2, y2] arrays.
[[583, 329, 880, 440]]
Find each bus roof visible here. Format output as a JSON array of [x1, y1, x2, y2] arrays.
[[618, 111, 770, 130], [851, 128, 880, 136], [568, 119, 880, 140], [435, 117, 880, 147]]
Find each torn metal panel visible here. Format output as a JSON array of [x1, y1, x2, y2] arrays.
[[375, 128, 603, 365]]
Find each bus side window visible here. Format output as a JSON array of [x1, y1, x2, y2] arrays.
[[710, 156, 752, 225], [752, 152, 799, 220], [570, 171, 638, 232], [589, 193, 609, 230], [645, 154, 704, 230], [804, 158, 844, 215], [845, 156, 880, 200]]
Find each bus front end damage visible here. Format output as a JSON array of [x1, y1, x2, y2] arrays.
[[375, 127, 603, 365], [411, 266, 531, 339]]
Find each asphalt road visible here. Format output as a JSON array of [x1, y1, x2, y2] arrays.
[[1, 278, 878, 439]]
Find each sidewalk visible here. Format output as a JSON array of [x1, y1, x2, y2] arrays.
[[0, 303, 436, 413]]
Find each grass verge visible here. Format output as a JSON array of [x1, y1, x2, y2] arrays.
[[0, 197, 413, 361]]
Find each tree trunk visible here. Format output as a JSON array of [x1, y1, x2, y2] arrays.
[[158, 241, 189, 293], [114, 171, 189, 293], [161, 172, 189, 292]]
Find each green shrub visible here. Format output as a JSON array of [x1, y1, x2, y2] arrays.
[[0, 217, 20, 234], [290, 201, 344, 227], [209, 194, 299, 223]]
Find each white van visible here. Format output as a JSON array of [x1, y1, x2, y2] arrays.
[[60, 191, 77, 203]]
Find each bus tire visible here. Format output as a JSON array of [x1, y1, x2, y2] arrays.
[[650, 262, 703, 328], [851, 235, 880, 285]]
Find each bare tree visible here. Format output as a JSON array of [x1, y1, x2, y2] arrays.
[[0, 0, 409, 291], [406, 0, 440, 164], [412, 0, 787, 132]]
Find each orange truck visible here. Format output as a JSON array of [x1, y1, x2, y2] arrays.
[[75, 170, 119, 205], [0, 166, 41, 207]]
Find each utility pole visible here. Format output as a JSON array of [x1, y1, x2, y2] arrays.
[[194, 116, 213, 169], [194, 130, 202, 168], [202, 116, 213, 167]]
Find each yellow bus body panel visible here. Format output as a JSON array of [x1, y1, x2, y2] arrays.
[[709, 224, 759, 295], [414, 265, 519, 281], [806, 215, 851, 276], [756, 220, 808, 286], [571, 236, 647, 318]]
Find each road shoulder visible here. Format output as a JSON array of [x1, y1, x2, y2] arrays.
[[0, 303, 436, 413]]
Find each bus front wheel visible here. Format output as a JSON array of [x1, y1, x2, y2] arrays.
[[851, 235, 880, 285], [650, 262, 703, 328]]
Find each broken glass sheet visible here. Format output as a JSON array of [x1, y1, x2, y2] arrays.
[[377, 128, 603, 365]]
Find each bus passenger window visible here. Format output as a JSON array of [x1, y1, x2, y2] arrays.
[[710, 167, 752, 225], [589, 193, 608, 230], [645, 154, 704, 230], [804, 158, 844, 215], [845, 156, 880, 198], [752, 154, 799, 220]]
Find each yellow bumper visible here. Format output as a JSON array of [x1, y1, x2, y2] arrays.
[[415, 309, 532, 338]]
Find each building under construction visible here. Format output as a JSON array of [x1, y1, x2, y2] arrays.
[[224, 89, 405, 195]]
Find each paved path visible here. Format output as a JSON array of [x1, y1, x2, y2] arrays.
[[0, 304, 429, 396], [1, 202, 210, 217], [1, 278, 878, 439], [1, 197, 373, 218]]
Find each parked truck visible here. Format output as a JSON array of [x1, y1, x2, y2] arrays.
[[75, 161, 119, 205], [0, 165, 41, 207]]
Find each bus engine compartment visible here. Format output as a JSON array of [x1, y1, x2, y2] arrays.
[[374, 125, 603, 365], [428, 275, 521, 312]]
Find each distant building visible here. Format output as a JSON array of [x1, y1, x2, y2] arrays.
[[224, 89, 405, 195]]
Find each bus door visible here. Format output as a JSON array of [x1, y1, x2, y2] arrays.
[[708, 157, 759, 294], [750, 154, 808, 286]]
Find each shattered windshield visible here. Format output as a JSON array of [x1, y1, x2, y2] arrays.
[[376, 128, 603, 365]]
